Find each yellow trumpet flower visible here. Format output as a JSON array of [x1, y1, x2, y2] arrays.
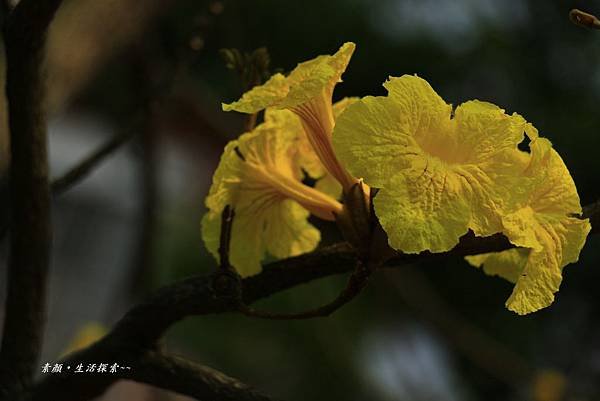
[[223, 42, 357, 192], [333, 75, 531, 253], [202, 109, 342, 277]]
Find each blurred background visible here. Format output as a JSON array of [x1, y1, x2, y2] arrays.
[[1, 0, 600, 400]]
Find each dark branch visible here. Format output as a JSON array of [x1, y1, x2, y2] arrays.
[[0, 0, 64, 396]]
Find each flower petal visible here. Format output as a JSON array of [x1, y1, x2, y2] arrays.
[[222, 43, 355, 113], [222, 73, 288, 113], [452, 101, 526, 164], [264, 199, 321, 259], [203, 191, 322, 278], [500, 209, 590, 315], [374, 167, 472, 253], [265, 108, 323, 178], [280, 42, 355, 109], [333, 95, 421, 188], [204, 141, 242, 212], [504, 215, 589, 314], [333, 75, 451, 188], [466, 248, 529, 284], [526, 138, 583, 215]]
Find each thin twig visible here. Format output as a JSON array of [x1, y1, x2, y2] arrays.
[[51, 127, 136, 196], [238, 259, 371, 319]]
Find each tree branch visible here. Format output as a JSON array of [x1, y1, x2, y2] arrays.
[[26, 203, 598, 400], [0, 0, 64, 396]]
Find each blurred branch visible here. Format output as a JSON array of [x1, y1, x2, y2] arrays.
[[0, 0, 64, 396], [51, 126, 136, 196], [0, 126, 136, 244]]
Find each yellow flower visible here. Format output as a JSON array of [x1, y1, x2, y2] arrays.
[[333, 75, 530, 253], [223, 42, 357, 192], [202, 110, 342, 277], [466, 132, 590, 315]]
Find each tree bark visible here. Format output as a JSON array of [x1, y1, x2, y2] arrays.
[[0, 0, 64, 396]]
